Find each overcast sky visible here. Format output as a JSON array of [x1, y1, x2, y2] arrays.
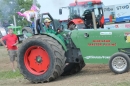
[[37, 0, 130, 20]]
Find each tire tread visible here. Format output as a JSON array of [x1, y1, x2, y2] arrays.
[[18, 35, 66, 83]]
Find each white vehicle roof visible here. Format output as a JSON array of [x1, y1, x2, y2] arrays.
[[0, 27, 7, 36]]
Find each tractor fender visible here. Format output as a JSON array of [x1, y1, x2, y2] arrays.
[[41, 33, 67, 51]]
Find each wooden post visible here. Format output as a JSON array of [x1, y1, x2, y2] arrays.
[[13, 15, 16, 27]]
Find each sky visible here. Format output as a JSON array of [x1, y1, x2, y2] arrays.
[[37, 0, 130, 20]]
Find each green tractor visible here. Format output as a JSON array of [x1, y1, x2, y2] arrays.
[[18, 13, 130, 83], [7, 25, 33, 42], [7, 26, 23, 42]]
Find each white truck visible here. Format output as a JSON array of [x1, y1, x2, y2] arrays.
[[0, 27, 7, 46]]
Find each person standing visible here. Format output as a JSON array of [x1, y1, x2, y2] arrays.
[[0, 28, 18, 72]]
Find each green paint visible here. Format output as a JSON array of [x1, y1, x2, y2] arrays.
[[24, 33, 33, 37], [41, 33, 67, 51], [71, 29, 130, 64], [41, 26, 57, 34], [7, 26, 22, 35]]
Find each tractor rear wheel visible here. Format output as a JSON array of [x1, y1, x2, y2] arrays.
[[22, 27, 33, 35], [61, 56, 85, 76], [109, 52, 130, 74], [17, 35, 66, 83]]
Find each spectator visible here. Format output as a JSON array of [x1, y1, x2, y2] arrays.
[[0, 28, 18, 72]]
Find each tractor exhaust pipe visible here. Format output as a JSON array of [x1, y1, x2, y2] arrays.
[[92, 12, 97, 30], [13, 15, 16, 27]]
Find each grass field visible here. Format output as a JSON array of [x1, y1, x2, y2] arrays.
[[0, 45, 130, 86]]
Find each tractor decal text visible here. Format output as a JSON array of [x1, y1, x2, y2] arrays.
[[88, 40, 116, 46], [116, 5, 129, 10], [85, 56, 110, 59]]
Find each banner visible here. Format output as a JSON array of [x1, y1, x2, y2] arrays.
[[115, 3, 130, 22], [103, 5, 115, 24], [104, 23, 130, 29], [103, 3, 130, 24]]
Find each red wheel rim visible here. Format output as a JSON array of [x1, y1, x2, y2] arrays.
[[24, 46, 50, 75]]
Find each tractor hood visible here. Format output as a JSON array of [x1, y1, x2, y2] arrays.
[[70, 28, 130, 64]]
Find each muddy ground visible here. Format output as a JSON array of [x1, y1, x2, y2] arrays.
[[0, 46, 130, 86]]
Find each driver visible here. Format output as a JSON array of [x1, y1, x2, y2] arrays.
[[41, 18, 61, 34], [41, 18, 56, 34]]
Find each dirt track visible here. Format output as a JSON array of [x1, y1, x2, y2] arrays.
[[0, 46, 130, 86]]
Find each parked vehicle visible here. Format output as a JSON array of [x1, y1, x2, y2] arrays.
[[0, 27, 7, 46]]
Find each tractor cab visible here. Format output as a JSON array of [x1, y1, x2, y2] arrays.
[[59, 0, 104, 29], [68, 0, 103, 18], [39, 13, 65, 35]]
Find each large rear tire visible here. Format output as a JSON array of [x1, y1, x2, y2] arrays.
[[22, 27, 34, 41], [22, 27, 33, 35], [18, 35, 66, 83]]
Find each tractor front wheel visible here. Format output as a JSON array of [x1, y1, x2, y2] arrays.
[[109, 52, 130, 74], [17, 35, 66, 83]]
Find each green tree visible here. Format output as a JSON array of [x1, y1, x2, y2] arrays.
[[0, 0, 41, 27]]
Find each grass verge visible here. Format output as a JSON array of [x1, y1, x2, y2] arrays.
[[0, 69, 23, 80]]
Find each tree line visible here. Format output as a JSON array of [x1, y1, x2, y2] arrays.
[[0, 0, 40, 27]]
